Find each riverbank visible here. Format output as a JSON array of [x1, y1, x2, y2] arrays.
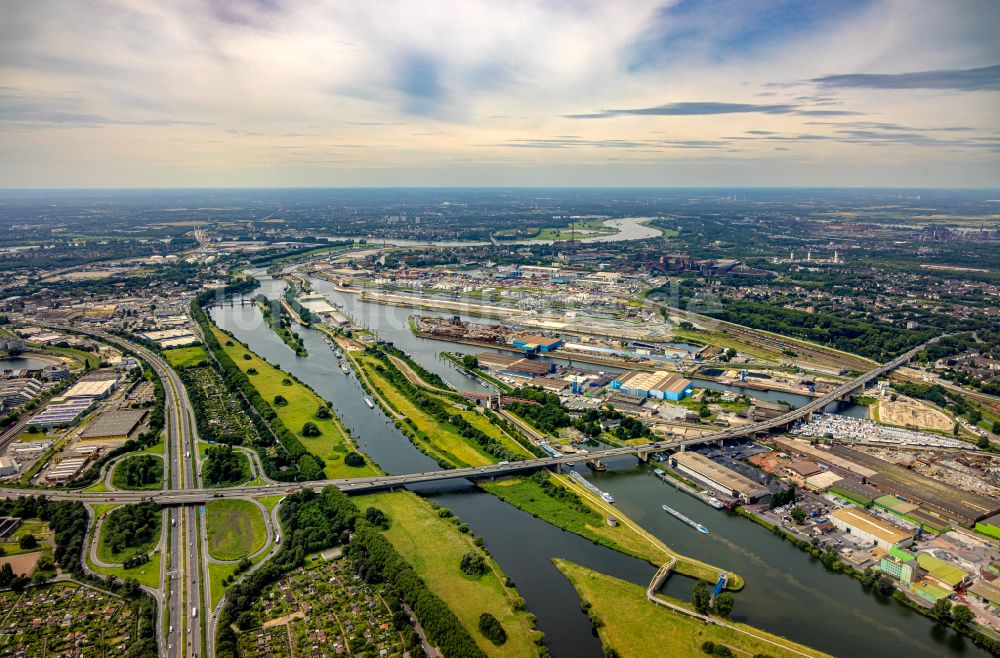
[[209, 325, 377, 479], [360, 491, 542, 657], [482, 473, 741, 589], [555, 559, 828, 658], [734, 506, 1000, 654]]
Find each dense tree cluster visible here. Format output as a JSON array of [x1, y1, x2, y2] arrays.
[[203, 444, 250, 487], [112, 455, 163, 489], [478, 612, 507, 645], [459, 551, 487, 576], [102, 501, 160, 557], [505, 387, 570, 435]]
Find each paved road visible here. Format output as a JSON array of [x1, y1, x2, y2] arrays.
[[0, 336, 938, 506], [1, 326, 937, 658]]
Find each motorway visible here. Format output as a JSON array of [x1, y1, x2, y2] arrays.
[[1, 336, 936, 506], [0, 326, 936, 656]]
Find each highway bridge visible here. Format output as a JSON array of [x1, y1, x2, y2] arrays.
[[0, 336, 939, 505]]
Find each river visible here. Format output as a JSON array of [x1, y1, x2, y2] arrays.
[[210, 276, 987, 658]]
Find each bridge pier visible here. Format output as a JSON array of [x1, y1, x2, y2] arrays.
[[637, 450, 650, 463], [586, 458, 606, 472]]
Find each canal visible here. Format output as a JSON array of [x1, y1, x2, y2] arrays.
[[210, 275, 987, 658]]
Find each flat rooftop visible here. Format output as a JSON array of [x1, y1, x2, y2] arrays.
[[617, 370, 690, 394], [80, 409, 147, 439], [832, 446, 1000, 523], [830, 507, 913, 545], [672, 452, 767, 497]]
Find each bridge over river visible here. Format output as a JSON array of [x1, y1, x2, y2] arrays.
[[0, 337, 939, 505]]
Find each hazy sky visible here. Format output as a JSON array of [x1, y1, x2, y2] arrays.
[[1, 0, 998, 188]]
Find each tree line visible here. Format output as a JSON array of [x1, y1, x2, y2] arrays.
[[217, 487, 484, 658], [192, 289, 325, 482]]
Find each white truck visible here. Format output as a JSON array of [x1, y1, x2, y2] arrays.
[[192, 607, 198, 618]]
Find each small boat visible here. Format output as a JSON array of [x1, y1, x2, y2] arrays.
[[364, 397, 375, 409], [340, 361, 350, 375], [480, 380, 489, 387], [601, 492, 615, 503], [705, 497, 725, 510], [662, 504, 709, 534]]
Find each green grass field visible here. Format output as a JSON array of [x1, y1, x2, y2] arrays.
[[206, 499, 267, 561], [360, 491, 539, 658], [482, 474, 732, 585], [481, 475, 668, 564], [212, 326, 377, 478], [555, 560, 826, 658], [256, 495, 284, 512], [0, 520, 51, 556], [163, 345, 209, 368], [356, 355, 505, 467]]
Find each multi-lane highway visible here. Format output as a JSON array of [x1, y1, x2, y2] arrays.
[[2, 335, 936, 507], [4, 326, 936, 656]]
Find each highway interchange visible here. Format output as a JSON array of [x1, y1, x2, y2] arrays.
[[0, 326, 938, 656]]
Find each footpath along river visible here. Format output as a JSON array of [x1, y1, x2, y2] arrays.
[[210, 276, 989, 658]]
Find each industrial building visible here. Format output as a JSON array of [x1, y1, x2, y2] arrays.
[[79, 409, 147, 440], [609, 370, 692, 401], [45, 456, 90, 482], [829, 507, 914, 551], [0, 378, 44, 406], [831, 445, 1000, 526], [750, 399, 790, 421], [0, 457, 18, 477], [878, 546, 918, 586], [916, 553, 971, 591], [500, 358, 555, 379], [511, 334, 563, 354], [670, 451, 770, 503], [63, 378, 116, 400], [28, 397, 95, 428]]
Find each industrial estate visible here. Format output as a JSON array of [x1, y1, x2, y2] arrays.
[[0, 187, 997, 658]]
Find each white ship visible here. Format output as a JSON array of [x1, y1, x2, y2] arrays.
[[662, 504, 709, 534]]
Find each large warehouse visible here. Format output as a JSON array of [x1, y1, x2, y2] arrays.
[[79, 409, 147, 440], [830, 507, 914, 551], [610, 370, 692, 401], [670, 452, 769, 503]]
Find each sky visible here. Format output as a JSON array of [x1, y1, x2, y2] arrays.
[[1, 0, 998, 188]]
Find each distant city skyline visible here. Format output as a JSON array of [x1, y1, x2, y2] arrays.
[[1, 0, 998, 188]]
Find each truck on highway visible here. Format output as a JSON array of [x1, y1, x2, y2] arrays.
[[192, 607, 198, 618], [275, 534, 281, 544]]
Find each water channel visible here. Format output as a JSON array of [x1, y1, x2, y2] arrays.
[[210, 275, 987, 658]]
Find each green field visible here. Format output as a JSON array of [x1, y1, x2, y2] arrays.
[[356, 354, 508, 467], [256, 495, 284, 512], [211, 326, 377, 478], [482, 474, 732, 585], [481, 475, 668, 564], [163, 345, 209, 368], [206, 499, 267, 561], [0, 520, 51, 556], [90, 555, 162, 589], [555, 560, 827, 658], [361, 491, 539, 658]]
